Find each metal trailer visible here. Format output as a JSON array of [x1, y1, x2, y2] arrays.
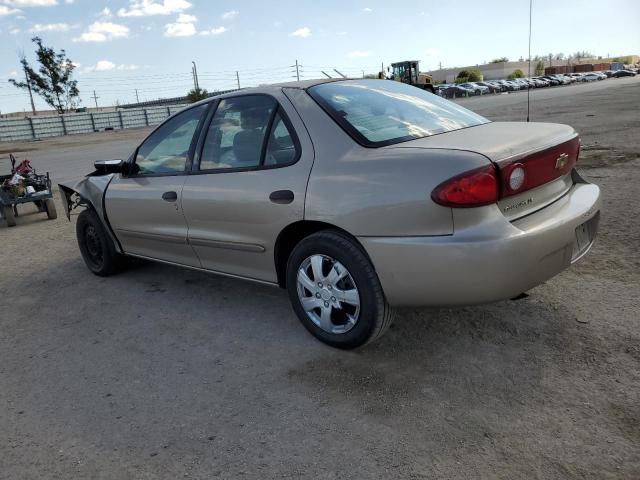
[[0, 154, 57, 227]]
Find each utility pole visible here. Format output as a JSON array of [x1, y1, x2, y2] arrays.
[[439, 61, 442, 70], [236, 71, 240, 89], [295, 60, 300, 81], [191, 61, 199, 91], [23, 64, 36, 116], [91, 90, 99, 109], [135, 89, 140, 103], [362, 70, 365, 78]]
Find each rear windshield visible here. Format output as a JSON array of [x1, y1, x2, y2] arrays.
[[308, 79, 489, 147]]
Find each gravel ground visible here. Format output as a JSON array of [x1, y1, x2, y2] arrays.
[[1, 77, 639, 479]]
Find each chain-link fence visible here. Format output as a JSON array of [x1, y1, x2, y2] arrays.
[[0, 104, 188, 142]]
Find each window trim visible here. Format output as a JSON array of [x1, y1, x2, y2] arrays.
[[192, 93, 302, 175], [125, 102, 213, 178], [306, 81, 489, 149]]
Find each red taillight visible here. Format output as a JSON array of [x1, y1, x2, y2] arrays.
[[431, 165, 498, 208]]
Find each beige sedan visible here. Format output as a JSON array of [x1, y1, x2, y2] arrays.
[[60, 79, 601, 349]]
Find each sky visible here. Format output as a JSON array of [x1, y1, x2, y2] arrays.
[[1, 0, 639, 113]]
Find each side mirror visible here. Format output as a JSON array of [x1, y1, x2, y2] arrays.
[[94, 159, 124, 174]]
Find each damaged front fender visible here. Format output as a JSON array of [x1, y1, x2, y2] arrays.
[[58, 174, 122, 253]]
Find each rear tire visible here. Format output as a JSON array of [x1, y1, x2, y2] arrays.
[[44, 198, 57, 220], [76, 209, 122, 276], [286, 231, 394, 349], [1, 205, 16, 227]]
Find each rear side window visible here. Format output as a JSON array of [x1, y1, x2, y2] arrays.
[[200, 95, 276, 170], [309, 79, 489, 147], [135, 104, 207, 174], [264, 112, 297, 166]]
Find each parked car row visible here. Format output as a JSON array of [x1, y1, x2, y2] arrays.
[[435, 68, 637, 98]]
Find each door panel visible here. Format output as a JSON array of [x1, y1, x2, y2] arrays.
[[106, 175, 200, 266], [181, 94, 314, 282], [182, 167, 308, 281]]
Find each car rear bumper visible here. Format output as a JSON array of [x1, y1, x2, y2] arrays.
[[359, 180, 601, 307]]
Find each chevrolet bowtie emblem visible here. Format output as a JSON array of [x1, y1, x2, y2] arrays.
[[555, 153, 569, 169]]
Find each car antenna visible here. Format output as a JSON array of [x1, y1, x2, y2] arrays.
[[527, 0, 533, 122]]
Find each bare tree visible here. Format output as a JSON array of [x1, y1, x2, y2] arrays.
[[9, 37, 79, 114]]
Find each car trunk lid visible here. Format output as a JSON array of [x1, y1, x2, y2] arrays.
[[392, 122, 579, 220]]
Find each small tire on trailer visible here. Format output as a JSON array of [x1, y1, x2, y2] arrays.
[[286, 230, 394, 349], [76, 209, 122, 276], [1, 205, 16, 227], [34, 200, 45, 212], [44, 198, 57, 220]]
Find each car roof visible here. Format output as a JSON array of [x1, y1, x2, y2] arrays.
[[191, 78, 346, 107]]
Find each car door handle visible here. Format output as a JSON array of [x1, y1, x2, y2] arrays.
[[269, 190, 294, 204], [162, 191, 178, 202]]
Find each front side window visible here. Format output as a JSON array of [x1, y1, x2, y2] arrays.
[[309, 79, 489, 147], [200, 96, 277, 170], [135, 104, 207, 174]]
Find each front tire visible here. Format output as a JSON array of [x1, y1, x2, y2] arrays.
[[286, 231, 394, 349], [76, 209, 122, 276]]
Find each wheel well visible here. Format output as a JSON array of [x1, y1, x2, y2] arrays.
[[274, 221, 368, 288]]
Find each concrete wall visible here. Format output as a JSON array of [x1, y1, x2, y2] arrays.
[[0, 104, 188, 142]]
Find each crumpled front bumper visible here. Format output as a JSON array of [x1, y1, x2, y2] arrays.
[[359, 179, 601, 307]]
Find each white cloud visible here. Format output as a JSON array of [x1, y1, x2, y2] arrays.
[[0, 5, 21, 15], [290, 26, 311, 38], [425, 47, 440, 57], [164, 11, 197, 36], [363, 7, 373, 13], [3, 0, 57, 6], [93, 60, 116, 71], [221, 9, 238, 20], [28, 22, 70, 32], [83, 60, 140, 72], [347, 50, 372, 58], [165, 21, 195, 36], [9, 27, 20, 34], [200, 26, 226, 36], [74, 21, 129, 42], [118, 0, 191, 17], [98, 7, 112, 18]]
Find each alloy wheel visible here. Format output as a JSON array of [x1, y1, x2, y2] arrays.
[[296, 254, 361, 334]]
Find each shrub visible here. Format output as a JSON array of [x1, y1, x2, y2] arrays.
[[507, 69, 525, 80], [186, 88, 209, 103], [455, 68, 482, 83]]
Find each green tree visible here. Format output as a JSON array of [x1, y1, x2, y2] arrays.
[[186, 87, 209, 103], [9, 37, 79, 114], [507, 69, 525, 80], [535, 60, 545, 76], [455, 68, 482, 83], [490, 57, 509, 63]]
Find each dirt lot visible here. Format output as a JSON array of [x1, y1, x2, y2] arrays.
[[1, 77, 639, 479]]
